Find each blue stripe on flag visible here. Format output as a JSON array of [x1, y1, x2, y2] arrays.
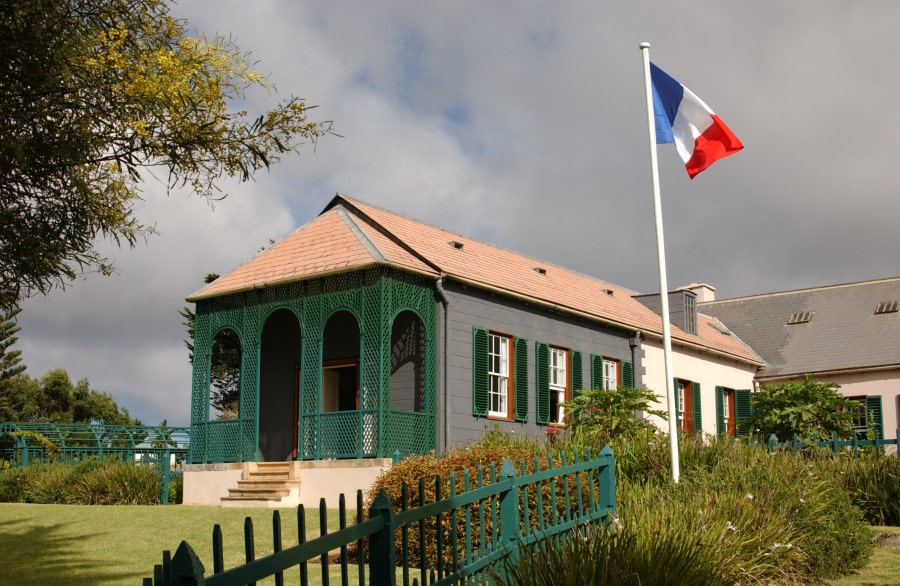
[[650, 62, 683, 144]]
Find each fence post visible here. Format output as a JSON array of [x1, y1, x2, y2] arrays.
[[767, 434, 778, 455], [598, 445, 616, 519], [498, 459, 520, 573], [368, 489, 396, 586], [159, 449, 171, 505], [393, 449, 401, 464], [170, 541, 206, 585]]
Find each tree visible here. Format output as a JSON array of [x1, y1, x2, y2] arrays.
[[0, 368, 140, 424], [745, 375, 856, 441], [1, 0, 330, 311], [0, 308, 26, 383]]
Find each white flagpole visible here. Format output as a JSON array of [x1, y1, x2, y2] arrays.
[[640, 42, 680, 483]]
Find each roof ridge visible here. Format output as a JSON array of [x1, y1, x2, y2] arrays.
[[702, 276, 900, 305], [336, 193, 638, 294], [334, 205, 386, 263], [332, 195, 444, 275]]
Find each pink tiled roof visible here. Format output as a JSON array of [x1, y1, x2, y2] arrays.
[[188, 206, 437, 300], [190, 195, 762, 365]]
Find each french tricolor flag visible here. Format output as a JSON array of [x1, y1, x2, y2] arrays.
[[650, 62, 743, 179]]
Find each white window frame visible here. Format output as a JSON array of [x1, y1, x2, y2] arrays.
[[722, 390, 731, 429], [603, 359, 618, 390], [488, 334, 509, 418], [549, 348, 567, 424], [677, 380, 686, 428]]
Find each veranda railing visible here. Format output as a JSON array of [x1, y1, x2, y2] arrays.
[[144, 445, 616, 585]]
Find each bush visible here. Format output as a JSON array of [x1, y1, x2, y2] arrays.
[[494, 522, 734, 586], [562, 385, 666, 448], [68, 459, 159, 505], [0, 458, 164, 505], [815, 451, 900, 526], [580, 433, 873, 583]]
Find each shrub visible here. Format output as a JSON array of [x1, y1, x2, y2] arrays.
[[68, 459, 159, 505], [562, 385, 666, 448], [815, 451, 900, 526], [0, 458, 164, 504], [745, 375, 856, 440], [494, 522, 733, 586]]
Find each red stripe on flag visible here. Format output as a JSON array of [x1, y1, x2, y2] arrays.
[[685, 115, 744, 179]]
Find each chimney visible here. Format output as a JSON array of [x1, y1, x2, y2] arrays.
[[680, 283, 716, 303]]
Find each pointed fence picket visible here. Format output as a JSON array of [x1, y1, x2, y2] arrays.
[[144, 445, 616, 585]]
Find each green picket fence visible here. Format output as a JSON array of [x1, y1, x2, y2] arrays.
[[0, 421, 190, 504], [757, 430, 899, 456], [144, 445, 616, 585]]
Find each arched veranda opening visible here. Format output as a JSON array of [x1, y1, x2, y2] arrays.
[[259, 308, 301, 461], [319, 310, 361, 457]]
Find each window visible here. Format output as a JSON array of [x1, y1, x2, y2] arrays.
[[603, 359, 618, 390], [674, 379, 702, 434], [473, 328, 527, 422], [590, 355, 633, 390], [488, 334, 510, 418], [716, 386, 737, 438], [717, 387, 752, 438], [549, 348, 568, 424], [847, 395, 884, 441]]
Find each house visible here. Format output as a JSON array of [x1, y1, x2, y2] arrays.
[[700, 278, 900, 444], [181, 195, 762, 506]]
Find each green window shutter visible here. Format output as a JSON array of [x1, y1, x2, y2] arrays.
[[735, 389, 752, 437], [514, 337, 529, 422], [865, 395, 884, 440], [571, 351, 583, 397], [692, 382, 703, 433], [715, 386, 725, 438], [622, 361, 634, 388], [535, 342, 550, 425], [472, 327, 489, 417], [591, 354, 604, 390]]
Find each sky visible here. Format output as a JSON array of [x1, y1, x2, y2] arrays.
[[14, 1, 900, 426]]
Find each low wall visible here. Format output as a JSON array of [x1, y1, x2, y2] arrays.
[[182, 463, 246, 505], [182, 459, 392, 507], [294, 458, 392, 508]]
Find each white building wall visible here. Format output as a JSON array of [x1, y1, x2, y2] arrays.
[[642, 338, 758, 436]]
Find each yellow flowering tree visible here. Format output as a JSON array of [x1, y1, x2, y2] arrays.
[[0, 0, 331, 310]]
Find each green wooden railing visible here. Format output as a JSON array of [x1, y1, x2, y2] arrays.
[[0, 421, 190, 504], [144, 445, 616, 585]]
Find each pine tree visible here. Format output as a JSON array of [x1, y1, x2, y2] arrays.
[[0, 308, 26, 382]]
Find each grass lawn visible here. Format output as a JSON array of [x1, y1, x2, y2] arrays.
[[0, 503, 360, 585], [2, 503, 898, 585]]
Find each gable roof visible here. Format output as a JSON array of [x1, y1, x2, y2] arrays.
[[190, 194, 762, 366], [700, 277, 900, 378]]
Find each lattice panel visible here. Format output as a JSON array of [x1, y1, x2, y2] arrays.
[[205, 419, 240, 462], [301, 415, 317, 459], [318, 412, 362, 458], [362, 411, 378, 455], [386, 411, 432, 457]]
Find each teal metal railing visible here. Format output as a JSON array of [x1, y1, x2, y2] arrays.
[[0, 422, 189, 504], [144, 445, 616, 585]]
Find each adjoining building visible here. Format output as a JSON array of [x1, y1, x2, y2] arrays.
[[700, 278, 900, 444], [182, 195, 762, 506]]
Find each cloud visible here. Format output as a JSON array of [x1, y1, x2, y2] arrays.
[[14, 0, 900, 425]]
